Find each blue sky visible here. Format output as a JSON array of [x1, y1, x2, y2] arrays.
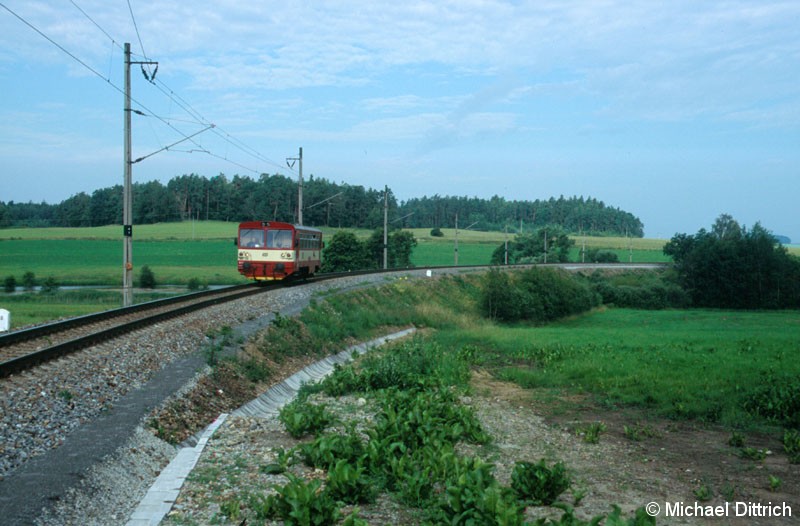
[[1, 1, 798, 240]]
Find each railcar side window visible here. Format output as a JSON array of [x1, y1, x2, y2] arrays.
[[267, 230, 293, 248], [240, 229, 265, 248]]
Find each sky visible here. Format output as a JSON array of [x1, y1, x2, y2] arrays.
[[1, 1, 798, 240]]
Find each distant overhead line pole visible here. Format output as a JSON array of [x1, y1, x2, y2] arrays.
[[287, 147, 303, 225]]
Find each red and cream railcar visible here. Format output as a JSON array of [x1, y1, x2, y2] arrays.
[[237, 221, 323, 281]]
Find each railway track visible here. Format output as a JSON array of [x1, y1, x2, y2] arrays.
[[0, 283, 275, 378]]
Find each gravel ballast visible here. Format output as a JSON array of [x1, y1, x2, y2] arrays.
[[0, 272, 429, 526]]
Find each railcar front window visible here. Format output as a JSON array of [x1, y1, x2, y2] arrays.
[[267, 230, 293, 249], [240, 229, 265, 248]]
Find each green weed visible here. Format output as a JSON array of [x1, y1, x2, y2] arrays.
[[278, 398, 334, 438], [510, 459, 572, 506], [728, 431, 745, 447], [257, 474, 341, 525], [578, 422, 607, 444], [624, 423, 659, 442], [739, 447, 767, 461], [783, 429, 800, 463], [694, 483, 713, 501]]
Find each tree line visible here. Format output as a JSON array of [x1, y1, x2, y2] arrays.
[[665, 214, 800, 309], [0, 173, 643, 236]]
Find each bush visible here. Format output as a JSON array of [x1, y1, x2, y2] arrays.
[[39, 276, 59, 294], [139, 265, 156, 288], [585, 248, 619, 263], [430, 227, 444, 237], [22, 271, 36, 291], [481, 268, 599, 323], [590, 271, 690, 309], [3, 275, 16, 293]]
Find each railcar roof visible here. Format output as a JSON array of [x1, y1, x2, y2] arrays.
[[237, 221, 322, 234]]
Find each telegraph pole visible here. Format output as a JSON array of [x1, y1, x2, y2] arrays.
[[123, 43, 132, 307], [287, 147, 303, 225], [383, 186, 388, 269], [454, 213, 459, 266], [122, 43, 158, 307]]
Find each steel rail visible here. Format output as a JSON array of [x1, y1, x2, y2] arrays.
[[0, 283, 270, 378]]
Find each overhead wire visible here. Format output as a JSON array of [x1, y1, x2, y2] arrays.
[[122, 0, 289, 174], [5, 0, 293, 177]]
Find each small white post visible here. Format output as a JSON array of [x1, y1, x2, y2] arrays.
[[0, 309, 10, 332]]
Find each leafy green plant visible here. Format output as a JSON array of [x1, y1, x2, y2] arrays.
[[220, 497, 241, 520], [299, 428, 365, 468], [768, 475, 782, 492], [728, 431, 745, 447], [259, 474, 340, 525], [783, 429, 800, 463], [720, 482, 736, 502], [510, 459, 571, 506], [694, 483, 713, 501], [434, 457, 525, 526], [326, 459, 377, 504], [279, 398, 334, 438], [260, 447, 295, 475]]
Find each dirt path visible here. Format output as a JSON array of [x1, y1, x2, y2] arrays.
[[469, 371, 798, 525]]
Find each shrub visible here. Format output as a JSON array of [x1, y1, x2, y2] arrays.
[[3, 275, 16, 293], [39, 276, 59, 294], [430, 227, 444, 237], [187, 277, 201, 291], [586, 248, 619, 263], [22, 271, 36, 291], [481, 267, 599, 323], [139, 265, 156, 288]]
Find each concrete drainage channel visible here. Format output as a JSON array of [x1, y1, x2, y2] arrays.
[[126, 327, 417, 526]]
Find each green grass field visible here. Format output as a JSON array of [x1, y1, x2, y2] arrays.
[[0, 222, 672, 286], [298, 276, 800, 430], [435, 307, 800, 427]]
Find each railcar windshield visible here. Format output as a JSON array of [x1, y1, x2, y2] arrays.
[[239, 229, 265, 248], [267, 229, 293, 249]]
